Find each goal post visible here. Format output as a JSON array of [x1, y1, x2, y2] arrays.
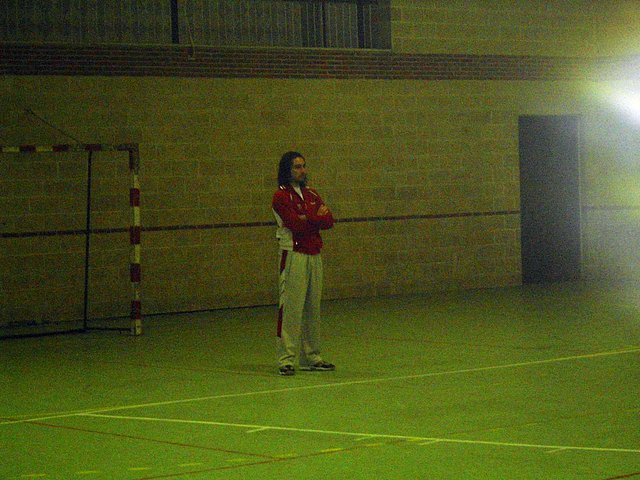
[[0, 143, 142, 337]]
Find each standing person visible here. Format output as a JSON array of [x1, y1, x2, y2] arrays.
[[272, 151, 336, 376]]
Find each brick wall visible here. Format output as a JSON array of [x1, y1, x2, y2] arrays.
[[391, 0, 640, 57], [0, 75, 614, 326], [593, 0, 640, 57]]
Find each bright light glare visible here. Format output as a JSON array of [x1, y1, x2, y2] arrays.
[[596, 81, 640, 125], [611, 90, 640, 122]]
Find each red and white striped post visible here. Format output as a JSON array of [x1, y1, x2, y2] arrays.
[[128, 145, 142, 336]]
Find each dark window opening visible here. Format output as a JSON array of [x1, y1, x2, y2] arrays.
[[1, 0, 391, 50]]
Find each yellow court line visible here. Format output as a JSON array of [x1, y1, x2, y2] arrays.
[[2, 347, 639, 427], [79, 413, 640, 455]]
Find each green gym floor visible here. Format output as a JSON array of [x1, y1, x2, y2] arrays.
[[2, 282, 639, 479]]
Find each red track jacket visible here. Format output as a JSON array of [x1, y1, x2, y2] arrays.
[[272, 184, 334, 255]]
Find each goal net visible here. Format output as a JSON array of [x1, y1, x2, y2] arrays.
[[0, 144, 142, 338]]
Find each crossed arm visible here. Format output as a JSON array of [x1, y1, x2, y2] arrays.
[[300, 204, 330, 220], [273, 194, 334, 233]]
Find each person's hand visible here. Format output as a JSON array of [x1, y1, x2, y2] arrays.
[[298, 215, 307, 220], [317, 205, 329, 216]]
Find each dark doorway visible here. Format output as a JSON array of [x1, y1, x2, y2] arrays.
[[519, 115, 581, 283]]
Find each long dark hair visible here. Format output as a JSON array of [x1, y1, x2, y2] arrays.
[[278, 151, 306, 187]]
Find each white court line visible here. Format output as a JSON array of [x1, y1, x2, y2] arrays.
[[246, 427, 271, 433], [546, 447, 570, 454], [80, 413, 640, 455], [418, 440, 443, 446], [2, 347, 639, 427]]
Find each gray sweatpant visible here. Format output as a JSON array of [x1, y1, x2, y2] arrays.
[[277, 250, 324, 368]]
